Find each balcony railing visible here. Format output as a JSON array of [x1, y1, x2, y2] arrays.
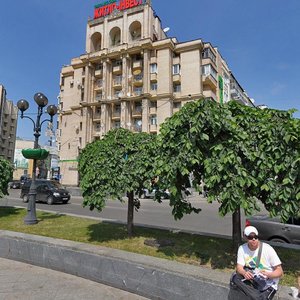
[[112, 111, 121, 118]]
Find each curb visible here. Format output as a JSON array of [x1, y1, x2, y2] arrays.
[[0, 230, 295, 300]]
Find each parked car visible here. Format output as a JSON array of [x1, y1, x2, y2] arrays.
[[20, 175, 30, 186], [246, 215, 300, 245], [141, 188, 170, 199], [9, 180, 21, 189], [20, 179, 71, 205]]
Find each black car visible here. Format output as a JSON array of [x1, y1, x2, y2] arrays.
[[9, 180, 21, 189], [20, 179, 71, 205], [246, 215, 300, 245]]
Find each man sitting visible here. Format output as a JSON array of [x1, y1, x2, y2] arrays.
[[229, 226, 283, 300]]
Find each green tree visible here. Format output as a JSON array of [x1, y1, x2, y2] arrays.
[[0, 157, 13, 198], [78, 128, 157, 237], [156, 99, 300, 250]]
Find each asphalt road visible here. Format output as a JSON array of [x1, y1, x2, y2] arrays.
[[1, 189, 243, 238]]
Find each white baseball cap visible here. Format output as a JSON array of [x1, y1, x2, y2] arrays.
[[244, 226, 258, 237]]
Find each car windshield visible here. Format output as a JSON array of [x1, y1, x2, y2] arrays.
[[49, 181, 63, 189]]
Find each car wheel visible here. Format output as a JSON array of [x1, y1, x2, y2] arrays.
[[270, 238, 287, 243], [23, 194, 29, 203], [47, 196, 54, 205]]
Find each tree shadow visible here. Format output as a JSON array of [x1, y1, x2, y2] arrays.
[[87, 221, 236, 271], [37, 211, 65, 221], [0, 206, 23, 218]]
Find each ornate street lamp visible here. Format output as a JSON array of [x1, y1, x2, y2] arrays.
[[17, 93, 57, 225]]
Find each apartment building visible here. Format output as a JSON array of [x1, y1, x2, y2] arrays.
[[13, 138, 34, 180], [58, 0, 252, 186], [0, 85, 18, 163]]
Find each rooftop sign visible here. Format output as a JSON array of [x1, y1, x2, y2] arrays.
[[94, 0, 145, 19]]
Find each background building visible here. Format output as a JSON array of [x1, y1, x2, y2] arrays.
[[13, 138, 34, 180], [0, 85, 18, 164], [58, 0, 253, 186]]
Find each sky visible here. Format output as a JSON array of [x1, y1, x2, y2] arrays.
[[1, 0, 299, 145]]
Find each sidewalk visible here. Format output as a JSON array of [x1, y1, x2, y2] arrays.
[[0, 257, 148, 300], [0, 231, 294, 300]]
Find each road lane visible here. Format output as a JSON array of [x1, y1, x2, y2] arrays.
[[1, 189, 239, 237]]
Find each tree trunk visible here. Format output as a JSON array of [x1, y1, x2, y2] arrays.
[[232, 208, 242, 253], [127, 191, 134, 238]]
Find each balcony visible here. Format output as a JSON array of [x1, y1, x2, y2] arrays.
[[93, 113, 101, 120], [133, 74, 143, 86], [149, 107, 157, 114], [149, 124, 157, 132], [95, 69, 103, 78], [113, 78, 122, 88], [172, 74, 181, 83], [203, 90, 217, 101], [132, 60, 143, 71], [132, 107, 142, 117], [112, 111, 121, 119], [202, 74, 217, 89], [112, 65, 122, 75], [150, 73, 157, 81]]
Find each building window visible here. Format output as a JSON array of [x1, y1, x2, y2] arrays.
[[95, 63, 103, 70], [95, 79, 103, 88], [113, 75, 122, 85], [134, 101, 142, 113], [174, 102, 181, 109], [112, 60, 122, 67], [95, 122, 101, 132], [110, 27, 121, 46], [150, 82, 157, 91], [150, 50, 156, 57], [150, 115, 157, 125], [113, 121, 120, 128], [115, 104, 121, 113], [173, 83, 181, 93], [202, 48, 216, 64], [202, 64, 217, 80], [150, 101, 157, 108], [172, 64, 181, 75], [134, 119, 142, 132], [95, 92, 103, 101], [133, 87, 143, 96], [150, 63, 157, 73], [80, 122, 82, 131]]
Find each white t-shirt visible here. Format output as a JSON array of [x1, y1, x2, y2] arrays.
[[237, 242, 282, 290]]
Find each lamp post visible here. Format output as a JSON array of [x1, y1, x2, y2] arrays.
[[17, 93, 57, 225]]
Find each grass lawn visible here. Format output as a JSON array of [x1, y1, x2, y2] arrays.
[[0, 207, 299, 287]]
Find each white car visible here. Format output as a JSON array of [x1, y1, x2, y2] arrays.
[[141, 188, 170, 199]]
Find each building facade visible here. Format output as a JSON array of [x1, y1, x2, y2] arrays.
[[13, 138, 34, 180], [58, 0, 253, 186], [0, 85, 18, 163]]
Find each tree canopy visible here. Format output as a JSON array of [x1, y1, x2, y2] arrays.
[[78, 128, 157, 236], [155, 99, 300, 245], [0, 157, 13, 198]]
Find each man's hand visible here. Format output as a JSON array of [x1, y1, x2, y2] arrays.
[[243, 270, 254, 280]]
